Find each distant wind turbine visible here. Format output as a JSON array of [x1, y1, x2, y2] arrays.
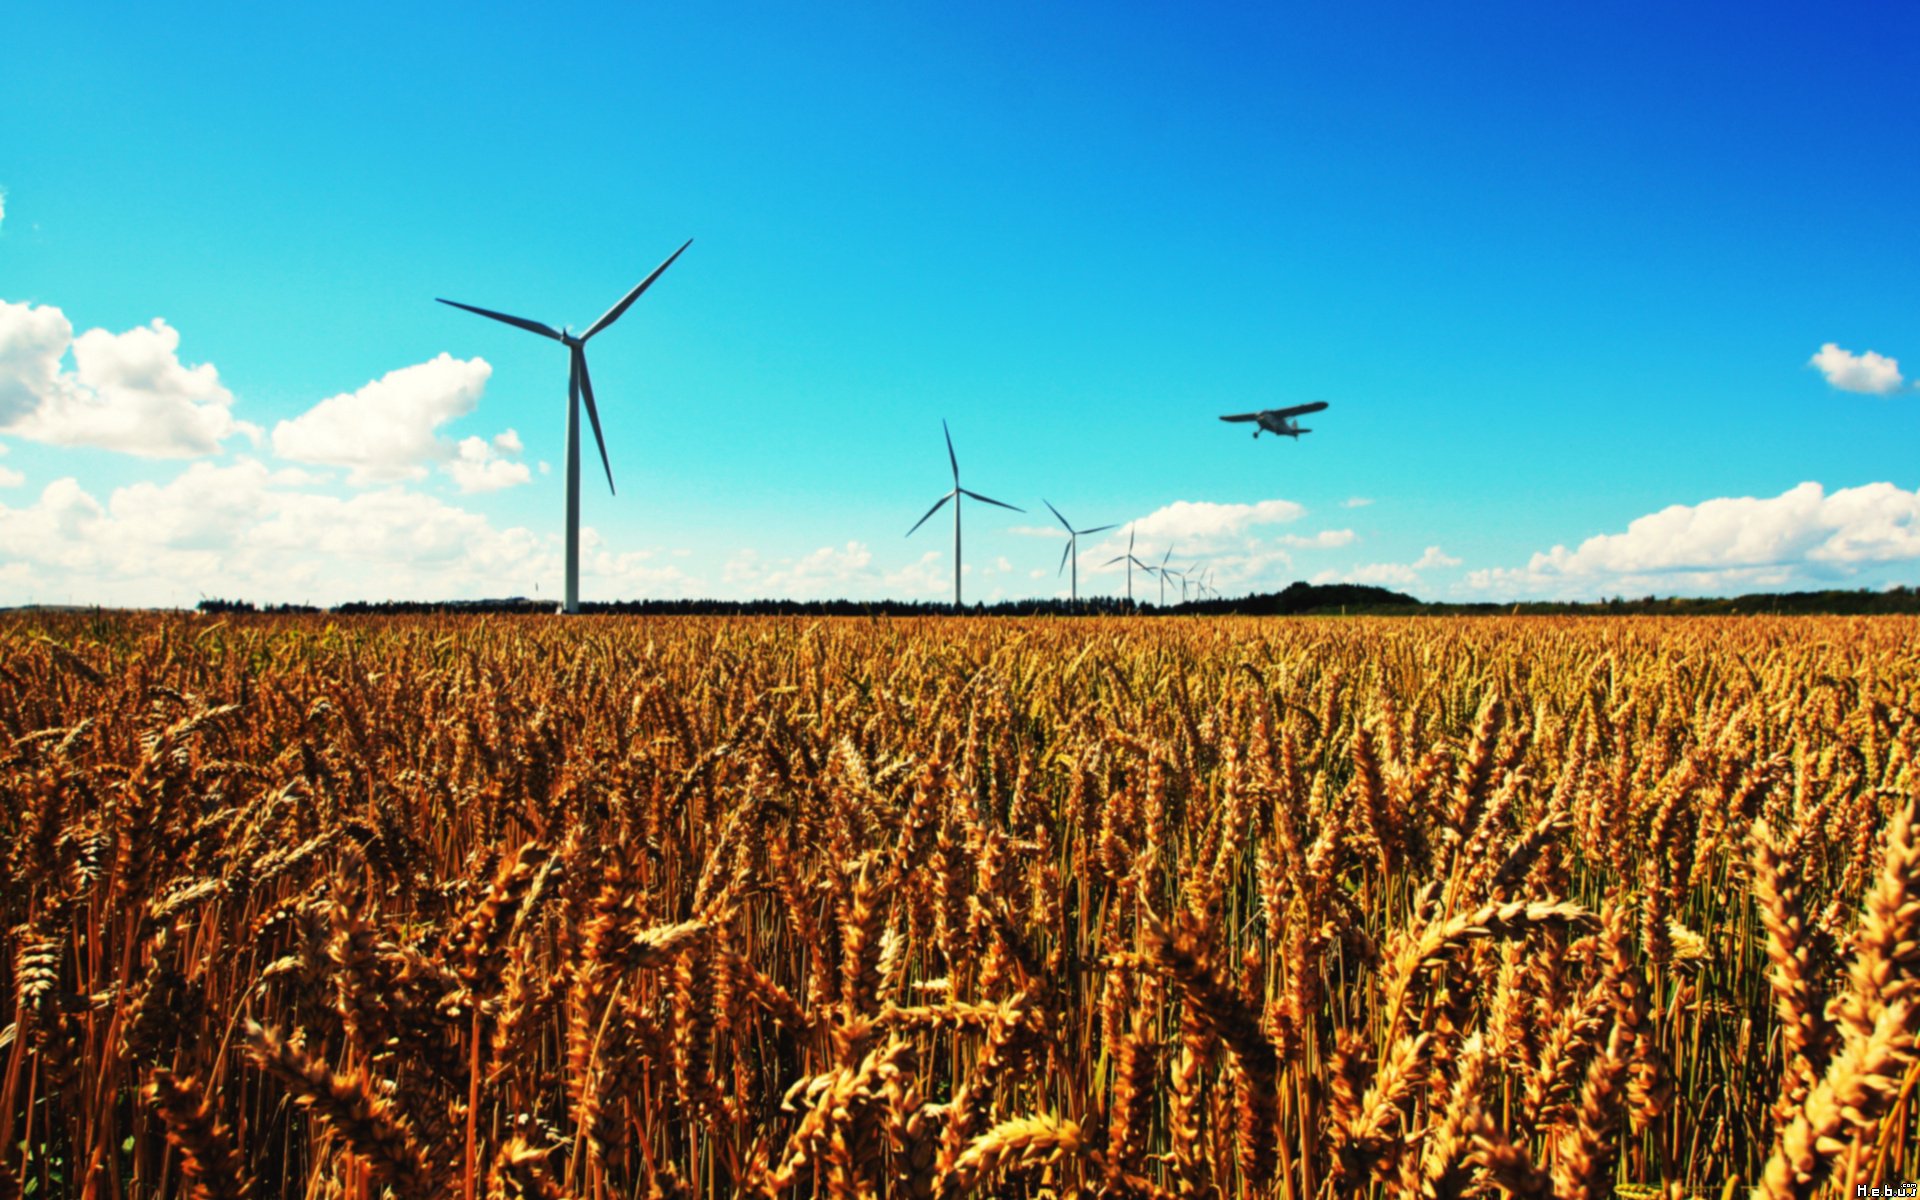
[[437, 239, 692, 614], [907, 420, 1023, 610], [1149, 546, 1181, 607], [1044, 500, 1116, 604], [1103, 524, 1153, 608]]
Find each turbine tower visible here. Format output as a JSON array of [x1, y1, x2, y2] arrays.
[[1103, 524, 1153, 608], [1044, 500, 1116, 605], [907, 420, 1023, 610], [437, 239, 691, 614]]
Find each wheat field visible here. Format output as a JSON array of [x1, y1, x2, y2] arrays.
[[1, 612, 1916, 1200]]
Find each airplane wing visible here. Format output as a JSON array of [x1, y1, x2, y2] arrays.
[[1218, 412, 1262, 423], [1271, 401, 1329, 418]]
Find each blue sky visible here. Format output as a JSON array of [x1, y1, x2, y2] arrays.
[[3, 1, 1917, 606]]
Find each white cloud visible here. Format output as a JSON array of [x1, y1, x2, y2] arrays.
[[0, 462, 515, 604], [0, 188, 7, 230], [0, 467, 22, 488], [586, 546, 700, 598], [724, 541, 876, 599], [1123, 498, 1307, 547], [1314, 563, 1418, 587], [1312, 545, 1460, 592], [1277, 529, 1356, 549], [0, 300, 259, 457], [0, 459, 721, 607], [887, 550, 958, 597], [1342, 496, 1373, 508], [720, 547, 759, 583], [1466, 481, 1920, 598], [1809, 343, 1903, 394], [493, 429, 522, 454], [446, 434, 532, 493], [721, 541, 898, 599], [272, 353, 519, 487]]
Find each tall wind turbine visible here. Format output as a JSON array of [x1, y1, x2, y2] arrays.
[[907, 420, 1023, 610], [1104, 524, 1153, 608], [437, 239, 691, 614], [1044, 500, 1116, 604]]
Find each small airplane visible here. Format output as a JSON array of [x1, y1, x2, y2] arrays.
[[1219, 401, 1329, 439]]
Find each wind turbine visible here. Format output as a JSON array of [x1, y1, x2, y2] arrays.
[[437, 239, 691, 614], [1103, 524, 1154, 608], [1177, 563, 1197, 604], [1044, 500, 1116, 605], [907, 420, 1023, 610], [1149, 546, 1181, 607]]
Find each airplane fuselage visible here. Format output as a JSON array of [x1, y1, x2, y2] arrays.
[[1254, 414, 1309, 438]]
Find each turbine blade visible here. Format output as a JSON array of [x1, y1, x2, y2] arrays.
[[1059, 539, 1073, 577], [575, 348, 615, 495], [942, 419, 959, 486], [1103, 555, 1127, 566], [583, 238, 692, 340], [437, 298, 563, 341], [1079, 523, 1118, 536], [907, 490, 955, 536], [1044, 498, 1071, 531], [958, 488, 1023, 513]]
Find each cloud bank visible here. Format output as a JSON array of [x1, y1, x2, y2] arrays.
[[0, 301, 259, 456], [1313, 545, 1460, 590], [1467, 481, 1920, 597]]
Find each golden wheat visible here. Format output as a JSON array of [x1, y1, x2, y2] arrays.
[[0, 611, 1915, 1198]]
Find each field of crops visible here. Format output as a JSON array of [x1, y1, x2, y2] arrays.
[[1, 612, 1916, 1200]]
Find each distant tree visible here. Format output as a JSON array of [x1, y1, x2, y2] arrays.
[[196, 598, 257, 614]]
